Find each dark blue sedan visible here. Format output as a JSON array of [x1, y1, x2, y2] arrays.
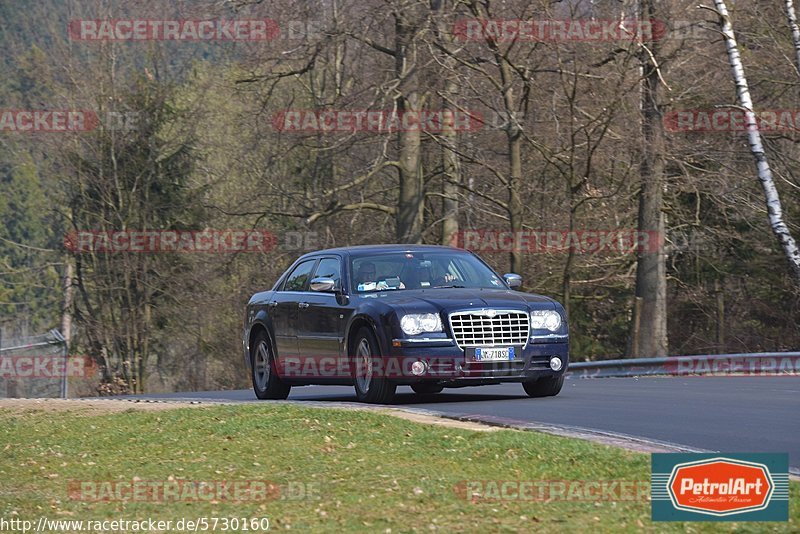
[[242, 245, 568, 403]]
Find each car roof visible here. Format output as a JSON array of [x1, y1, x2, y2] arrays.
[[298, 244, 466, 258]]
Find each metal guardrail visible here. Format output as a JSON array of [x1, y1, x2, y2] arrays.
[[567, 352, 800, 378], [0, 329, 65, 353]]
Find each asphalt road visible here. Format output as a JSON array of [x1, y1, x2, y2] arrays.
[[124, 376, 800, 470]]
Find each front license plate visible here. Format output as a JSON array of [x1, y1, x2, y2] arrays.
[[474, 347, 514, 361]]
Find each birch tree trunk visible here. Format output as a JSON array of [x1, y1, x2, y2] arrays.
[[60, 261, 73, 349], [784, 0, 800, 77], [714, 0, 800, 284]]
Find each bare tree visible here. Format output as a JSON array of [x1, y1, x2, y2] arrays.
[[708, 0, 800, 284], [393, 4, 427, 242], [629, 0, 669, 357], [430, 0, 461, 245], [785, 0, 800, 76]]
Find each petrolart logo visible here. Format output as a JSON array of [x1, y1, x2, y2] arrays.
[[669, 458, 773, 515], [652, 453, 789, 521]]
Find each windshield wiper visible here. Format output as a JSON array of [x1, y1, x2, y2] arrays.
[[433, 284, 466, 288]]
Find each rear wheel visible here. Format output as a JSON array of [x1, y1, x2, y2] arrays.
[[250, 331, 291, 400], [522, 375, 564, 398], [411, 383, 444, 395], [352, 327, 396, 404]]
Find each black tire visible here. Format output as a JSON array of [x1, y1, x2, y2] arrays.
[[410, 383, 444, 395], [250, 330, 291, 400], [522, 374, 564, 398], [352, 327, 396, 404]]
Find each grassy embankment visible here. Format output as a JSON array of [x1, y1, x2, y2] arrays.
[[0, 403, 797, 532]]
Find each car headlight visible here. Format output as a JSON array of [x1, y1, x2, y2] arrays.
[[530, 310, 562, 332], [400, 313, 443, 336]]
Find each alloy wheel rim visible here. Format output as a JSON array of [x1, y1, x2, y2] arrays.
[[355, 338, 372, 392], [255, 341, 270, 390]]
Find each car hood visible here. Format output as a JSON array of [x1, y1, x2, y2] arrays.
[[359, 287, 556, 313]]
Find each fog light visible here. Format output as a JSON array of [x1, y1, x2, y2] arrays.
[[549, 357, 563, 371], [411, 360, 428, 376]]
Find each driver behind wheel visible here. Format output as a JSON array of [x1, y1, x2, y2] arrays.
[[356, 261, 404, 291]]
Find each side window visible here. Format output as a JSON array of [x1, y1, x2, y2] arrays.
[[283, 259, 317, 291], [313, 258, 341, 289]]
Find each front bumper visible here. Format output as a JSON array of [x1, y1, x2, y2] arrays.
[[387, 337, 568, 385]]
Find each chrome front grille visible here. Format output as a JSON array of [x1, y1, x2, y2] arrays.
[[449, 310, 530, 348]]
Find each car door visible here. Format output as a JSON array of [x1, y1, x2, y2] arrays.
[[297, 256, 347, 372], [271, 258, 318, 365]]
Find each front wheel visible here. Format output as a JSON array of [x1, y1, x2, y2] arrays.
[[522, 375, 564, 398], [250, 331, 291, 400], [352, 327, 396, 404]]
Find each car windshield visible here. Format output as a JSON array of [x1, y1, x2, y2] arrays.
[[351, 251, 506, 293]]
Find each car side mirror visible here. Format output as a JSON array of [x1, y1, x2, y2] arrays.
[[503, 273, 522, 289], [310, 277, 336, 292]]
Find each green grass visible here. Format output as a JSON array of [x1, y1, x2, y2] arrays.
[[0, 404, 796, 533]]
